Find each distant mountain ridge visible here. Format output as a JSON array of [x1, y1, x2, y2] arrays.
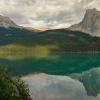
[[69, 8, 100, 36], [0, 13, 100, 52], [0, 15, 18, 28], [0, 15, 37, 41]]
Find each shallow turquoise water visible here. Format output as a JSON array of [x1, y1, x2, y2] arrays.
[[0, 52, 100, 76]]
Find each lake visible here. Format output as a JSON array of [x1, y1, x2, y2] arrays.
[[0, 52, 100, 76]]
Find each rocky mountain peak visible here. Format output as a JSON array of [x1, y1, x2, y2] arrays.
[[69, 8, 100, 36], [86, 8, 97, 13], [0, 15, 17, 28]]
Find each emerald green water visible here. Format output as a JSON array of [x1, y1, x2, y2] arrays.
[[0, 52, 100, 76]]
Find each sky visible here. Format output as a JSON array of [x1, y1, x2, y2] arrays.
[[0, 0, 100, 29]]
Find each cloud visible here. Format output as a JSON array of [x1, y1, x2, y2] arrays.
[[0, 0, 100, 28]]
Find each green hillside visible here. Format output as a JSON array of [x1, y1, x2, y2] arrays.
[[0, 27, 100, 52], [0, 27, 100, 76], [1, 27, 100, 60]]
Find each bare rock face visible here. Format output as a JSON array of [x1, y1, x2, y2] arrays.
[[69, 8, 100, 36], [0, 15, 17, 28]]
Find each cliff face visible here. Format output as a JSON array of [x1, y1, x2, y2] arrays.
[[69, 8, 100, 36]]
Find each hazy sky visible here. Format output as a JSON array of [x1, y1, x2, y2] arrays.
[[0, 0, 100, 29]]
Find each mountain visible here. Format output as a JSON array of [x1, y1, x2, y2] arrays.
[[69, 8, 100, 36], [0, 15, 100, 52], [0, 15, 18, 28], [0, 27, 100, 51], [0, 15, 39, 45]]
